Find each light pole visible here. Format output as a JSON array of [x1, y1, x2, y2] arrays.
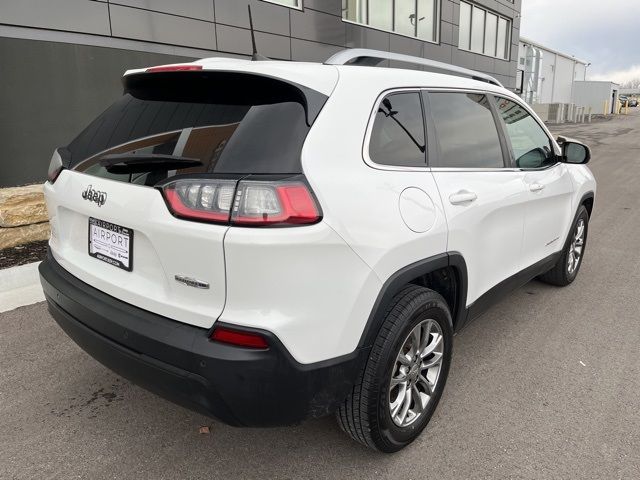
[[585, 63, 591, 81]]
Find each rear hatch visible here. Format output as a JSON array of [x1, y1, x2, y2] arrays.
[[45, 68, 329, 328]]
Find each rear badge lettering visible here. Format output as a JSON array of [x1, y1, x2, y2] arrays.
[[175, 275, 210, 289], [82, 185, 107, 207]]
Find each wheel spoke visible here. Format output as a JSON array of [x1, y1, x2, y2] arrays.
[[422, 351, 443, 369], [412, 385, 424, 413], [418, 374, 433, 396], [390, 384, 406, 417], [397, 387, 412, 424], [410, 327, 421, 357], [397, 352, 412, 366], [421, 333, 442, 358], [418, 320, 433, 352], [390, 372, 408, 388]]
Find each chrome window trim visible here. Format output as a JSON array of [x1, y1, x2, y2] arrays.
[[429, 164, 561, 173], [362, 87, 563, 173]]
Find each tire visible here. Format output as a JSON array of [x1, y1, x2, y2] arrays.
[[336, 285, 453, 452], [539, 205, 589, 286]]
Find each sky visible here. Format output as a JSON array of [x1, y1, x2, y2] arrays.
[[520, 0, 640, 84]]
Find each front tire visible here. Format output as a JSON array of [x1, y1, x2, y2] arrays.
[[539, 205, 589, 286], [336, 285, 453, 452]]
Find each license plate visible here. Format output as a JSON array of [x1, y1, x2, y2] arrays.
[[88, 217, 133, 271]]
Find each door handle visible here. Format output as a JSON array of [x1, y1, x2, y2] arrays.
[[529, 183, 545, 192], [449, 190, 477, 205]]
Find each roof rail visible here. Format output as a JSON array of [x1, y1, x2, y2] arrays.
[[324, 48, 503, 87]]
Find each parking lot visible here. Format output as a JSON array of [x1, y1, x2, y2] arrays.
[[1, 111, 639, 479]]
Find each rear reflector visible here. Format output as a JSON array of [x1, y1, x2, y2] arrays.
[[210, 327, 269, 349], [161, 177, 320, 227], [145, 65, 203, 73]]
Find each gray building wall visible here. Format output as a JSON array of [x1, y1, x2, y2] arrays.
[[0, 0, 521, 187]]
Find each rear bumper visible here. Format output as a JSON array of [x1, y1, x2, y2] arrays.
[[39, 250, 364, 427]]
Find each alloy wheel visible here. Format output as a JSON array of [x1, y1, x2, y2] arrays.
[[567, 218, 585, 275], [389, 319, 444, 427]]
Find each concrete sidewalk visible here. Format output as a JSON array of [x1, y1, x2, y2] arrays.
[[0, 261, 44, 313]]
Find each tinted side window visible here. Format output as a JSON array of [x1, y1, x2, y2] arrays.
[[429, 92, 504, 168], [369, 92, 426, 167], [494, 97, 555, 169]]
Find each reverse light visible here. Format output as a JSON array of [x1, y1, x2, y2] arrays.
[[47, 149, 64, 183], [161, 178, 321, 227], [232, 182, 320, 226], [145, 64, 203, 73], [210, 327, 269, 349]]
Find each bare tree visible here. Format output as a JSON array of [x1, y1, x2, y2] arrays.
[[621, 78, 640, 89]]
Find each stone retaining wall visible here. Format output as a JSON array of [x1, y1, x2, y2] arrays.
[[0, 185, 50, 250]]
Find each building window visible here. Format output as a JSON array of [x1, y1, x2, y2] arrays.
[[458, 1, 510, 60], [261, 0, 302, 8], [342, 0, 440, 43]]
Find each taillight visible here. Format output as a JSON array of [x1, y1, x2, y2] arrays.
[[47, 149, 64, 183], [232, 181, 320, 226], [161, 178, 321, 227], [210, 327, 269, 349], [163, 179, 236, 223], [145, 64, 203, 73]]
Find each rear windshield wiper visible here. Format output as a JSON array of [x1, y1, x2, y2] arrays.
[[99, 153, 203, 174]]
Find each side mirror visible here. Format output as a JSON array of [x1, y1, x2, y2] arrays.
[[557, 136, 591, 164]]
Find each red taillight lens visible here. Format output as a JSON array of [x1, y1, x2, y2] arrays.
[[232, 182, 320, 226], [162, 179, 236, 223], [210, 327, 269, 349], [161, 178, 321, 227], [145, 64, 203, 73]]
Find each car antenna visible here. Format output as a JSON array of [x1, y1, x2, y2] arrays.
[[248, 5, 270, 61]]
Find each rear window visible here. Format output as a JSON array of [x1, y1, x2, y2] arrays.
[[67, 71, 327, 185]]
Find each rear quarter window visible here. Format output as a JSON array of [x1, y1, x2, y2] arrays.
[[368, 92, 426, 167]]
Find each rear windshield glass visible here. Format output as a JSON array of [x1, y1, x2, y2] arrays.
[[66, 72, 326, 185]]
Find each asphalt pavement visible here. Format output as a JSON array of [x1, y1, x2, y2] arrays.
[[1, 111, 639, 479]]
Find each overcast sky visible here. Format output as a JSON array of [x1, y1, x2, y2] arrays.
[[520, 0, 640, 84]]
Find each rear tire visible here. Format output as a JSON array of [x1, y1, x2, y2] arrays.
[[336, 285, 453, 452], [539, 205, 589, 286]]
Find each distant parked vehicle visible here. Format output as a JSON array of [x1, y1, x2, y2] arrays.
[[618, 96, 637, 109]]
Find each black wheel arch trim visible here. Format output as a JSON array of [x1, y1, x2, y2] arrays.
[[357, 252, 469, 350], [579, 191, 595, 216]]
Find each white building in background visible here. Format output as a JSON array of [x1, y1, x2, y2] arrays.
[[573, 81, 621, 114], [518, 37, 588, 105]]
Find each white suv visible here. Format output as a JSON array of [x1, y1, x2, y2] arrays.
[[39, 49, 596, 452]]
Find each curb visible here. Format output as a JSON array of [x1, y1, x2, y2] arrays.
[[0, 261, 41, 291], [0, 261, 44, 313]]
